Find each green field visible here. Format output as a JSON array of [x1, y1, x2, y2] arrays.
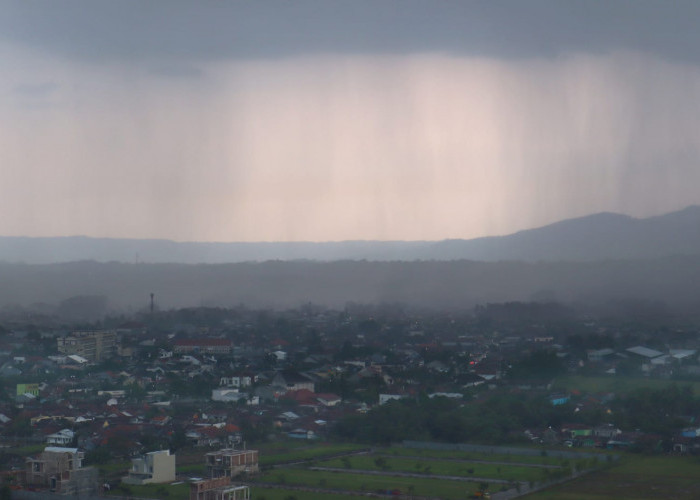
[[258, 442, 367, 466], [249, 487, 392, 500], [525, 455, 700, 499], [253, 467, 491, 499], [107, 442, 613, 500], [381, 445, 582, 466], [317, 455, 553, 482], [553, 375, 700, 396], [106, 481, 191, 500]]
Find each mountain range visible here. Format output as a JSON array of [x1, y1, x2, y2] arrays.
[[1, 206, 699, 264]]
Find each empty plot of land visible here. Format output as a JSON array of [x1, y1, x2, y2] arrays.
[[316, 455, 550, 482], [524, 455, 700, 500]]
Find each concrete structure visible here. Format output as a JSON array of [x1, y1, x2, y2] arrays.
[[123, 450, 176, 485], [57, 330, 117, 362], [205, 449, 258, 478], [190, 477, 250, 500], [25, 447, 98, 496]]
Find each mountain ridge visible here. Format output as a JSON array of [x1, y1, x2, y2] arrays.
[[1, 205, 699, 264]]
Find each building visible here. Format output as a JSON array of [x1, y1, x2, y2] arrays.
[[205, 449, 258, 478], [271, 370, 315, 392], [46, 429, 75, 446], [174, 339, 233, 355], [219, 375, 253, 388], [190, 477, 250, 500], [16, 383, 40, 397], [123, 450, 176, 485], [57, 330, 117, 362], [25, 447, 98, 496]]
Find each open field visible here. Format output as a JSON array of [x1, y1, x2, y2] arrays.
[[553, 375, 700, 396], [249, 487, 377, 500], [258, 442, 368, 466], [252, 467, 483, 499], [525, 455, 700, 500], [111, 442, 615, 500], [106, 481, 191, 500], [381, 445, 580, 466], [316, 455, 553, 482]]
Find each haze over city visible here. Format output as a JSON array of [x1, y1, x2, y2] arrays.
[[3, 1, 700, 243]]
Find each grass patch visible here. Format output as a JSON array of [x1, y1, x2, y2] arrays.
[[525, 455, 700, 500], [106, 481, 190, 500], [317, 455, 550, 482], [258, 442, 367, 466], [382, 445, 570, 466], [253, 467, 483, 499], [249, 487, 377, 500]]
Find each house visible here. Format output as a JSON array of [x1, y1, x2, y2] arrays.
[[594, 424, 622, 439], [316, 393, 341, 407], [220, 375, 253, 388], [46, 429, 75, 446], [587, 348, 616, 362], [25, 447, 98, 496], [212, 389, 246, 403], [288, 428, 317, 440], [379, 393, 406, 405], [626, 346, 664, 360], [205, 448, 259, 478], [123, 450, 176, 485], [271, 370, 315, 392]]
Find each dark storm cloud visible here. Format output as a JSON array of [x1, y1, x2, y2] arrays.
[[3, 0, 700, 63]]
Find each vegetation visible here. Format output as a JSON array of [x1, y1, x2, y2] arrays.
[[525, 455, 700, 499]]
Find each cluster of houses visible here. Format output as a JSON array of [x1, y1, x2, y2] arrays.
[[21, 445, 257, 498], [1, 306, 700, 494]]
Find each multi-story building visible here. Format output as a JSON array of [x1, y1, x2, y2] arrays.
[[57, 330, 117, 362], [123, 449, 176, 485], [205, 449, 258, 478], [25, 447, 98, 496]]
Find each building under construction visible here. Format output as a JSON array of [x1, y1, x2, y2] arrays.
[[204, 448, 258, 478]]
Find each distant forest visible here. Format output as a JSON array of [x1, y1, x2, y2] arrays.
[[1, 257, 699, 317]]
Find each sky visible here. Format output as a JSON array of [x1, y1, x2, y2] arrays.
[[2, 1, 700, 242]]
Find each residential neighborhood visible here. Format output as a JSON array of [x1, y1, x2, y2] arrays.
[[0, 303, 700, 497]]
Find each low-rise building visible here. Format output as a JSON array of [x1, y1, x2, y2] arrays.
[[123, 450, 176, 485], [57, 330, 117, 362], [25, 447, 98, 496], [205, 449, 258, 478]]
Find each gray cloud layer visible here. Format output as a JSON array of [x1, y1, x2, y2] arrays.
[[3, 1, 700, 63]]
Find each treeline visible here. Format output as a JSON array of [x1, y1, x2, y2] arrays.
[[332, 385, 700, 450], [332, 394, 571, 445]]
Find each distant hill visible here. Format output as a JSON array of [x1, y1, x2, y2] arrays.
[[2, 257, 700, 314], [1, 206, 699, 264], [422, 205, 700, 262]]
